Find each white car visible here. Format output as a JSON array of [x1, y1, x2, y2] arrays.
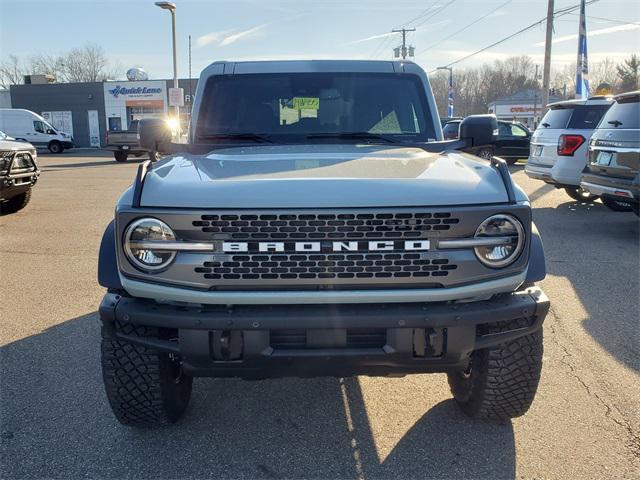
[[0, 109, 74, 154], [525, 96, 613, 201]]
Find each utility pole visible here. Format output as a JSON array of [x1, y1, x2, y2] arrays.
[[533, 64, 539, 128], [540, 0, 555, 114], [437, 66, 454, 117], [188, 34, 192, 107], [392, 28, 416, 59]]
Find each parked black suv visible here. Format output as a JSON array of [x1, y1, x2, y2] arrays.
[[443, 119, 530, 164], [581, 91, 640, 216], [0, 131, 39, 214]]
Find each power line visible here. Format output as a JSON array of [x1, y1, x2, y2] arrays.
[[413, 0, 458, 28], [424, 0, 514, 51], [397, 0, 440, 29], [430, 0, 600, 71], [370, 34, 395, 59], [568, 12, 640, 26]]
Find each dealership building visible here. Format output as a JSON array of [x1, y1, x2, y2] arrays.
[[487, 89, 563, 128], [8, 78, 197, 147]]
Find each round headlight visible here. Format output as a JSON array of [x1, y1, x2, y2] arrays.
[[124, 218, 176, 272], [474, 214, 525, 268]]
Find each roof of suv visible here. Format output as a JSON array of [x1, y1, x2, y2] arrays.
[[202, 59, 424, 75], [547, 96, 614, 108], [614, 90, 640, 101]]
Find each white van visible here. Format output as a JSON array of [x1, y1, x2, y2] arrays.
[[0, 109, 74, 154]]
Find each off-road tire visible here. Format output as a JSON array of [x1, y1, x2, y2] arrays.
[[564, 186, 598, 202], [101, 322, 192, 428], [48, 141, 63, 154], [149, 150, 161, 161], [448, 318, 543, 422], [114, 151, 128, 162], [600, 196, 634, 212], [0, 189, 32, 214]]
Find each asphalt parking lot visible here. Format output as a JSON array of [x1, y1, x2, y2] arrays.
[[1, 150, 638, 479]]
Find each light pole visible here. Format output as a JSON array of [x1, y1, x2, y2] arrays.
[[155, 1, 180, 135], [437, 66, 454, 117]]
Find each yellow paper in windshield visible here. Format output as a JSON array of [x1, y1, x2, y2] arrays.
[[292, 97, 320, 110]]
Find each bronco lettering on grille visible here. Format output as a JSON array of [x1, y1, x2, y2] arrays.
[[222, 240, 430, 253]]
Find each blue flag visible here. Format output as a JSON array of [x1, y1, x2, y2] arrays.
[[575, 0, 589, 99], [448, 73, 454, 117]]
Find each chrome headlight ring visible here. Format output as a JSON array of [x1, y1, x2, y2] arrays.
[[473, 214, 525, 268], [123, 217, 177, 272]]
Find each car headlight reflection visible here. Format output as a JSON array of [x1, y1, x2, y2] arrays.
[[474, 214, 525, 268], [124, 218, 176, 272]]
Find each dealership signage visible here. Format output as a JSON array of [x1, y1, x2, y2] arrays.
[[103, 80, 167, 130], [491, 103, 539, 117], [108, 85, 163, 98]]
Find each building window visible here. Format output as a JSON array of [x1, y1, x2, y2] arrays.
[[108, 117, 122, 131]]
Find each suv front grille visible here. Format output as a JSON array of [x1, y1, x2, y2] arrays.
[[193, 212, 460, 240], [194, 252, 457, 281]]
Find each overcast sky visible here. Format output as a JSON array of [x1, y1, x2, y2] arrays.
[[1, 0, 639, 79]]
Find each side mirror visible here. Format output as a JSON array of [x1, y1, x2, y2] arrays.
[[138, 118, 172, 154], [458, 115, 498, 151], [47, 129, 56, 135]]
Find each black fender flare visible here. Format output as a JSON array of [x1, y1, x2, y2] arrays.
[[98, 220, 122, 290], [525, 221, 546, 283]]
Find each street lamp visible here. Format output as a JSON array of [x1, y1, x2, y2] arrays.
[[437, 66, 454, 118], [155, 1, 180, 135]]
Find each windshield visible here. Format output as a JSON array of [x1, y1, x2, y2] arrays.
[[196, 73, 435, 142]]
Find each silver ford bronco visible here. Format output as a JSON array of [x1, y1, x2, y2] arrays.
[[98, 60, 549, 427]]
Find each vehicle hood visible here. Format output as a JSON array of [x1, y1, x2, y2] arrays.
[[139, 144, 512, 208], [0, 139, 36, 151]]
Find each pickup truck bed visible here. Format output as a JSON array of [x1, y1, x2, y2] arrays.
[[105, 120, 156, 162]]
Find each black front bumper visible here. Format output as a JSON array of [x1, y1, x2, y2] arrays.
[[1, 171, 39, 201], [100, 288, 549, 378]]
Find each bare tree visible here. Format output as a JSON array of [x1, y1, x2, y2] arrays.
[[0, 54, 26, 88], [1, 44, 121, 86], [29, 53, 65, 80], [62, 44, 111, 82]]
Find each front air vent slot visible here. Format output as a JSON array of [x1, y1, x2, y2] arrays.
[[194, 254, 456, 281], [192, 212, 460, 240]]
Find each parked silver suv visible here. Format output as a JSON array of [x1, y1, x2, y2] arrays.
[[525, 96, 613, 201]]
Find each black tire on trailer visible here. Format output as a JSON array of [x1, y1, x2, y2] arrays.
[[505, 158, 518, 166], [600, 196, 634, 212], [101, 322, 193, 428], [48, 141, 63, 154], [564, 186, 598, 202], [114, 151, 128, 162], [448, 318, 543, 422], [150, 150, 161, 161], [0, 189, 32, 214]]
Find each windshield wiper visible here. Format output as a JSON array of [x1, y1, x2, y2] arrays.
[[306, 132, 399, 143], [607, 120, 623, 127], [198, 133, 275, 143]]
